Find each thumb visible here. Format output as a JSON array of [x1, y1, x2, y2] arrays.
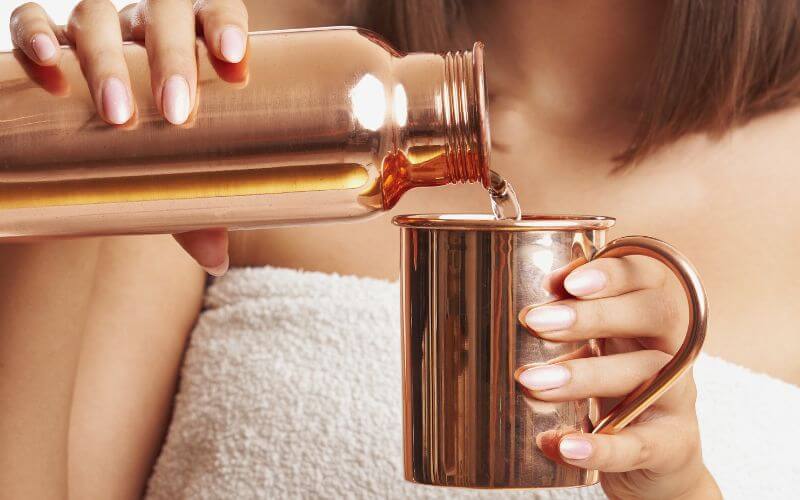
[[173, 228, 229, 276]]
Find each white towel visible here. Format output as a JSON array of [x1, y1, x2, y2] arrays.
[[146, 267, 800, 500]]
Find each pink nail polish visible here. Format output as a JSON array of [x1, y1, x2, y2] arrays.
[[518, 364, 570, 391], [162, 75, 191, 125], [524, 305, 575, 332], [101, 77, 132, 125], [220, 27, 245, 63], [31, 34, 56, 62], [202, 254, 229, 277], [564, 269, 607, 296], [560, 437, 593, 460]]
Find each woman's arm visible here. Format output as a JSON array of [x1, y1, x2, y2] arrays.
[[0, 235, 206, 500], [2, 0, 253, 497], [0, 239, 101, 499]]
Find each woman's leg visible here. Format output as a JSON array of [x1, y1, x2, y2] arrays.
[[0, 239, 101, 500], [68, 235, 205, 500]]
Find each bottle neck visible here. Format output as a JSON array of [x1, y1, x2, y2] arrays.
[[381, 43, 491, 208], [441, 44, 491, 186]]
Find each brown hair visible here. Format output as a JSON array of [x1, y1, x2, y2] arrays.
[[347, 0, 800, 166]]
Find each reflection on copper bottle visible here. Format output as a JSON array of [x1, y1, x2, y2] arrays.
[[0, 28, 490, 237]]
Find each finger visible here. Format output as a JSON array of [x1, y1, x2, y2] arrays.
[[118, 2, 144, 41], [173, 229, 229, 276], [522, 288, 686, 345], [140, 0, 198, 125], [9, 2, 62, 65], [537, 416, 700, 473], [563, 255, 668, 299], [196, 0, 249, 63], [66, 0, 134, 125], [516, 350, 670, 400]]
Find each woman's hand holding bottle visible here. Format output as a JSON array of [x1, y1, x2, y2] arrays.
[[10, 0, 249, 274]]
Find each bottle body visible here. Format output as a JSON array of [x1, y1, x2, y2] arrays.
[[0, 27, 489, 238]]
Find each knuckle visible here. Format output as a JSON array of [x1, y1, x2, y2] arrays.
[[71, 0, 113, 18], [592, 439, 615, 468], [86, 47, 124, 69], [145, 0, 193, 9], [584, 300, 610, 332], [67, 0, 115, 34], [612, 428, 651, 470], [650, 288, 682, 334], [631, 435, 651, 470], [633, 255, 667, 285], [566, 359, 593, 392], [194, 0, 248, 28], [151, 42, 195, 64], [198, 0, 248, 21], [11, 3, 41, 22]]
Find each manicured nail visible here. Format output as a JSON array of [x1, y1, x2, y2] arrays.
[[31, 34, 56, 62], [564, 269, 607, 296], [101, 77, 132, 125], [518, 364, 570, 391], [220, 27, 245, 63], [559, 437, 593, 460], [202, 254, 229, 277], [524, 305, 575, 332], [162, 75, 191, 125]]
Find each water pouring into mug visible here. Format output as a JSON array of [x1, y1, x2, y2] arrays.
[[488, 170, 522, 221]]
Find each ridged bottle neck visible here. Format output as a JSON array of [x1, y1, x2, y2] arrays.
[[379, 42, 491, 209], [441, 43, 490, 186]]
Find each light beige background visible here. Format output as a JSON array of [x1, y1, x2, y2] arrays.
[[0, 0, 134, 50]]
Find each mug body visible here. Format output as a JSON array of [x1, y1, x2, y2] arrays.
[[395, 214, 615, 489]]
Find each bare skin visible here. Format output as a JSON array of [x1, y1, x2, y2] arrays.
[[3, 0, 796, 498]]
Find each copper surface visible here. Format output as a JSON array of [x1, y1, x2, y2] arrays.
[[0, 28, 489, 237], [394, 214, 706, 489]]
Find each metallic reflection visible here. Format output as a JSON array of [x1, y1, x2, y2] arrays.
[[394, 214, 707, 489], [0, 29, 490, 237], [350, 73, 386, 131]]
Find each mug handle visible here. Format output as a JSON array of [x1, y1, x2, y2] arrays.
[[590, 236, 708, 435]]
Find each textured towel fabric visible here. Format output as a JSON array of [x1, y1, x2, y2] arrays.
[[147, 267, 800, 500]]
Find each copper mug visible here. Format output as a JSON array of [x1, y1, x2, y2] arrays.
[[393, 214, 707, 489]]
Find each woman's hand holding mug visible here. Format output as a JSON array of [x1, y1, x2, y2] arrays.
[[520, 253, 721, 499]]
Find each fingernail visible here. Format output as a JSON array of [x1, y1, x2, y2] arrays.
[[560, 437, 593, 460], [524, 305, 575, 332], [564, 269, 607, 296], [31, 34, 56, 62], [518, 364, 570, 391], [220, 27, 245, 63], [202, 254, 229, 277], [162, 75, 191, 125], [101, 77, 132, 125]]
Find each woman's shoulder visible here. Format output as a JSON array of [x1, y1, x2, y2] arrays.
[[710, 104, 800, 180]]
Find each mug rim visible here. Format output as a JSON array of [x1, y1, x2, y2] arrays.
[[392, 214, 616, 231]]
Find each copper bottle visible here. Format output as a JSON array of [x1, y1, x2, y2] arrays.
[[0, 28, 490, 238]]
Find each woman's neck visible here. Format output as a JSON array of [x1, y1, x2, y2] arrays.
[[472, 0, 667, 137]]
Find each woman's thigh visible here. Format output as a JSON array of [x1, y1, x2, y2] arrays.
[[68, 235, 205, 500]]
